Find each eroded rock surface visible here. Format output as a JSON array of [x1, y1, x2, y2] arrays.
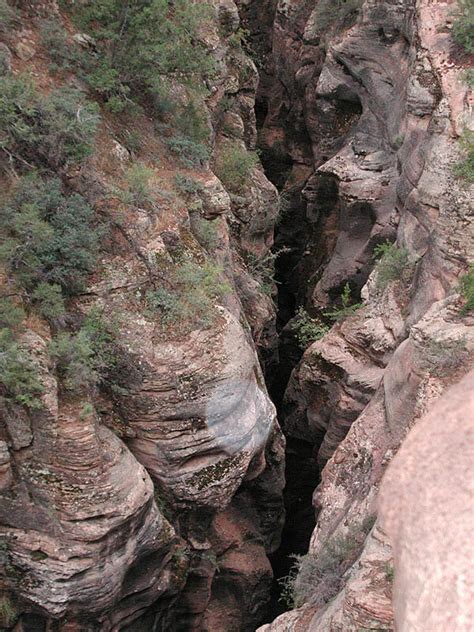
[[379, 370, 474, 632], [250, 0, 473, 629], [0, 1, 284, 629]]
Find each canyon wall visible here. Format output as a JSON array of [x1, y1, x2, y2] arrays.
[[0, 0, 472, 630], [249, 0, 473, 630], [0, 1, 285, 629]]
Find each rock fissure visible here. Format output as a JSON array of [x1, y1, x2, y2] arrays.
[[0, 0, 472, 630]]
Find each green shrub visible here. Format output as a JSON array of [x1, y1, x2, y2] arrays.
[[0, 298, 25, 329], [453, 129, 474, 183], [50, 330, 96, 393], [294, 307, 329, 349], [0, 176, 101, 294], [463, 68, 474, 88], [244, 249, 281, 296], [384, 562, 395, 583], [373, 240, 411, 290], [227, 27, 249, 50], [191, 217, 219, 252], [174, 99, 210, 145], [279, 528, 362, 609], [119, 129, 142, 154], [421, 336, 468, 377], [175, 173, 204, 195], [325, 283, 362, 322], [37, 87, 100, 167], [80, 308, 120, 382], [49, 310, 118, 393], [147, 259, 230, 330], [124, 163, 155, 206], [214, 142, 260, 192], [459, 263, 474, 312], [452, 0, 474, 52], [0, 74, 38, 165], [276, 192, 292, 226], [0, 74, 99, 170], [31, 283, 65, 320], [0, 594, 17, 628], [167, 136, 210, 168], [63, 0, 215, 110], [0, 0, 18, 34], [0, 329, 43, 408], [40, 18, 78, 72]]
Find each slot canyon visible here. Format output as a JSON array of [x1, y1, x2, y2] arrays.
[[0, 1, 472, 631]]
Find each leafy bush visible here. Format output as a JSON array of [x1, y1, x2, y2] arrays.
[[37, 87, 100, 167], [453, 129, 474, 183], [244, 249, 282, 296], [459, 263, 474, 313], [50, 329, 96, 393], [167, 136, 210, 168], [214, 142, 260, 192], [421, 336, 468, 377], [49, 310, 119, 393], [0, 594, 17, 628], [0, 329, 43, 408], [324, 283, 362, 322], [384, 562, 395, 583], [174, 99, 210, 145], [0, 74, 99, 170], [0, 176, 101, 294], [40, 18, 78, 73], [119, 129, 142, 154], [227, 27, 249, 50], [0, 298, 25, 329], [0, 0, 18, 34], [463, 68, 474, 89], [31, 283, 65, 320], [276, 192, 292, 226], [191, 217, 219, 252], [175, 173, 204, 195], [147, 259, 230, 330], [63, 0, 215, 111], [124, 163, 155, 206], [373, 240, 411, 290], [294, 307, 329, 349], [279, 528, 362, 609], [452, 0, 474, 52]]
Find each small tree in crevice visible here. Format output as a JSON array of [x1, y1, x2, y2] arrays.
[[293, 307, 329, 349], [373, 240, 411, 290], [324, 283, 362, 322]]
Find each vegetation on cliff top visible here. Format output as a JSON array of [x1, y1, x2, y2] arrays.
[[60, 0, 215, 112], [454, 129, 474, 184], [0, 74, 99, 172], [452, 0, 474, 53]]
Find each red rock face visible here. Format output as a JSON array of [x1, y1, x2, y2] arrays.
[[0, 1, 285, 629], [379, 370, 474, 632], [249, 0, 473, 630], [1, 341, 184, 629]]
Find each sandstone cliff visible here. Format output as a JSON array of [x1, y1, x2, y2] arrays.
[[0, 0, 473, 630], [0, 1, 284, 629], [250, 0, 473, 630]]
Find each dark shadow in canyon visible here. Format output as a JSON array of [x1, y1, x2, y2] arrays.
[[255, 97, 321, 621]]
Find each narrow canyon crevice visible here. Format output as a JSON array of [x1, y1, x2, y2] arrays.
[[0, 1, 472, 631]]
